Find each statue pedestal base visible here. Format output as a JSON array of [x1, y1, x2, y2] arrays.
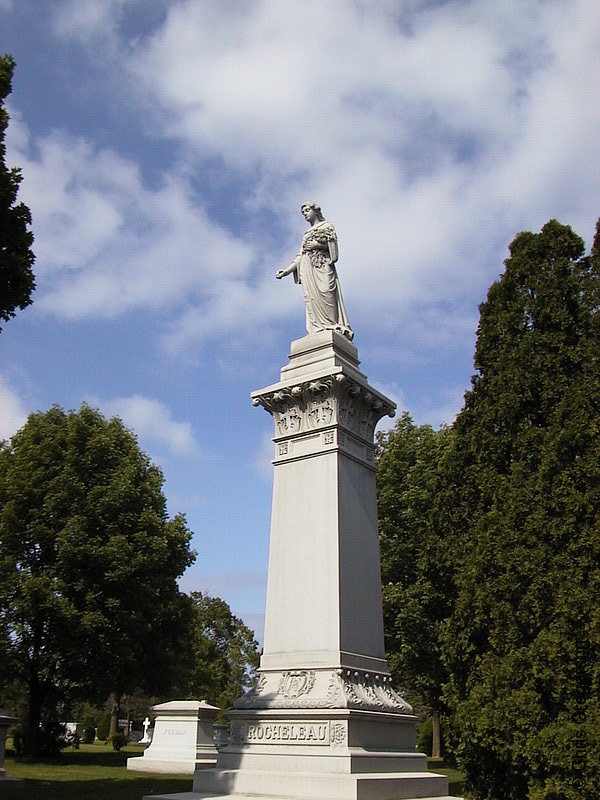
[[187, 706, 452, 800]]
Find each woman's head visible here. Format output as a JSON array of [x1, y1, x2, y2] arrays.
[[301, 202, 324, 221]]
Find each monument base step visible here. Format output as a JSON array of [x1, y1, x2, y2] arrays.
[[143, 767, 460, 800], [127, 755, 216, 774], [144, 794, 459, 800]]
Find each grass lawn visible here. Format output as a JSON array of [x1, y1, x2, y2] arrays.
[[428, 757, 465, 796], [1, 741, 192, 800], [1, 741, 465, 799]]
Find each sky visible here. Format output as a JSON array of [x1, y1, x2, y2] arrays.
[[2, 0, 600, 643]]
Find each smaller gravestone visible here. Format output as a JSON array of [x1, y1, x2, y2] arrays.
[[127, 700, 219, 774], [63, 722, 83, 743], [139, 716, 152, 745], [0, 709, 20, 784]]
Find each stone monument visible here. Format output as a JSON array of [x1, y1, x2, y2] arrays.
[[139, 716, 152, 745], [129, 700, 218, 775], [145, 205, 457, 799], [0, 709, 20, 785]]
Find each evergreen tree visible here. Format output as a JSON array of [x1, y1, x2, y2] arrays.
[[442, 220, 600, 800], [0, 405, 195, 757], [0, 55, 35, 329]]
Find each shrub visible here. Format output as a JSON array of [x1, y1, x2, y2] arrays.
[[65, 730, 80, 749], [416, 718, 433, 756], [12, 720, 68, 758], [96, 712, 111, 741], [109, 732, 128, 751], [82, 726, 96, 743]]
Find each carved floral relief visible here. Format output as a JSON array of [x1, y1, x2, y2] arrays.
[[232, 668, 412, 714], [253, 374, 394, 442]]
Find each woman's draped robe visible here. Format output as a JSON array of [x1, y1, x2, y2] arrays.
[[289, 221, 353, 341]]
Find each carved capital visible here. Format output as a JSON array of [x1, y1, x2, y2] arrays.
[[252, 374, 395, 443]]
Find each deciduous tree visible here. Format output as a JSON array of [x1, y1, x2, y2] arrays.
[[181, 592, 259, 717], [0, 405, 195, 756], [376, 413, 454, 757]]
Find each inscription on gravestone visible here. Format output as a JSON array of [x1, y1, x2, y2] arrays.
[[232, 721, 329, 745]]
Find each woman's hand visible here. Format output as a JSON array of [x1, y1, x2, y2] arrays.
[[305, 240, 324, 251]]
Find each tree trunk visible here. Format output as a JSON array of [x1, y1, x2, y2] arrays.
[[432, 709, 442, 759], [125, 695, 131, 739], [27, 671, 43, 758], [109, 693, 121, 738]]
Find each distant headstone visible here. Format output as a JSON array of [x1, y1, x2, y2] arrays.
[[139, 716, 152, 745], [127, 700, 219, 774], [0, 709, 20, 783], [62, 722, 83, 741]]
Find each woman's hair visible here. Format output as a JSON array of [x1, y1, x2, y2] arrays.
[[301, 202, 324, 221]]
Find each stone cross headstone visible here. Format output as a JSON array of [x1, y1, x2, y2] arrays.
[[139, 716, 152, 744]]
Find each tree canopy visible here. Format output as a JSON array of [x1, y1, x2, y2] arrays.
[[0, 404, 196, 756], [376, 413, 454, 757], [442, 220, 600, 799], [180, 591, 260, 718], [377, 219, 600, 799], [0, 54, 35, 329]]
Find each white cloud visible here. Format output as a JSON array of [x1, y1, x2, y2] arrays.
[[178, 568, 267, 641], [373, 380, 406, 436], [161, 272, 294, 356], [98, 394, 199, 457], [0, 379, 28, 441], [7, 126, 256, 320], [8, 0, 600, 357], [373, 378, 466, 432], [126, 2, 569, 177], [124, 0, 600, 344], [180, 567, 266, 597], [242, 612, 265, 645]]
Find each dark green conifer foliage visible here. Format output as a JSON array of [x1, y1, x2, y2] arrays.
[[0, 55, 35, 328], [442, 220, 600, 800], [0, 405, 195, 757]]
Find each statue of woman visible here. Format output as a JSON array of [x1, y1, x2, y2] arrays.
[[276, 203, 353, 341]]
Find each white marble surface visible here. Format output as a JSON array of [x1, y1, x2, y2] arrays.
[[154, 333, 461, 799], [128, 700, 219, 775]]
